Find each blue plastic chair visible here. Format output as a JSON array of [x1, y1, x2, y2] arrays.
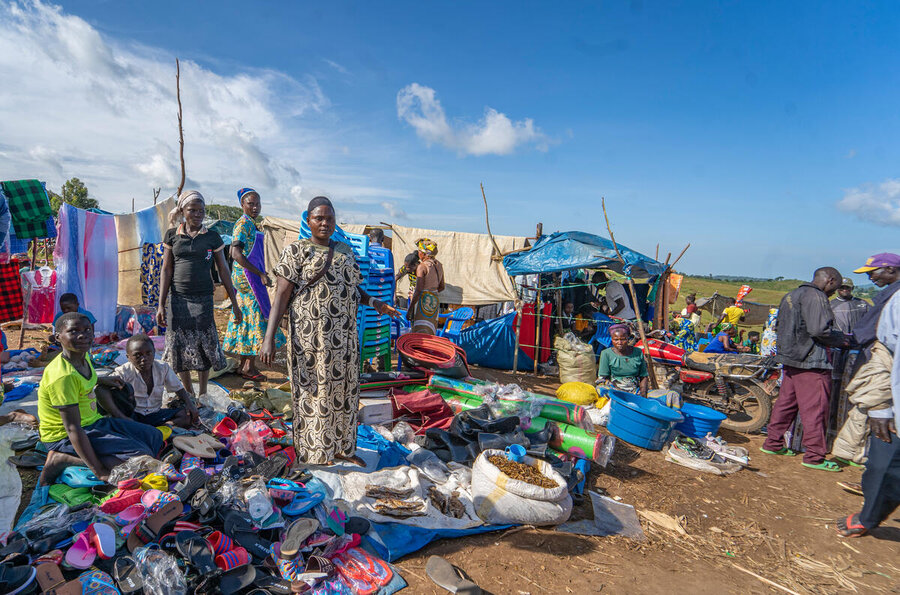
[[588, 312, 615, 355], [437, 307, 474, 343]]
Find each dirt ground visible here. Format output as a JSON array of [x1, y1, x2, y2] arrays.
[[9, 319, 899, 594]]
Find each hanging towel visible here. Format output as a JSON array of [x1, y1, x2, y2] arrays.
[[22, 267, 57, 324], [0, 258, 24, 323], [141, 242, 165, 308], [0, 188, 11, 254], [136, 198, 174, 245], [116, 197, 176, 305], [0, 180, 53, 239], [54, 204, 118, 334], [245, 231, 271, 318]]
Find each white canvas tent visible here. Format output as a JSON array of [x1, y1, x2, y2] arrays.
[[259, 217, 528, 306]]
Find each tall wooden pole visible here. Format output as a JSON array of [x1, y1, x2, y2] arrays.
[[176, 58, 186, 197], [601, 198, 659, 390]]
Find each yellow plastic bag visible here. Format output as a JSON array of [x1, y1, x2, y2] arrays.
[[556, 381, 598, 406]]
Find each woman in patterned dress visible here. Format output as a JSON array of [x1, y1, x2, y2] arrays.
[[259, 197, 398, 465], [223, 188, 285, 380], [407, 238, 444, 334]]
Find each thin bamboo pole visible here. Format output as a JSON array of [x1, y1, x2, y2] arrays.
[[601, 198, 658, 389], [18, 240, 37, 349]]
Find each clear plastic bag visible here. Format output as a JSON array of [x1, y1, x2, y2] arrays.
[[134, 546, 187, 595], [391, 421, 415, 446], [242, 476, 273, 522], [108, 455, 165, 485], [230, 421, 267, 457], [19, 502, 97, 536]]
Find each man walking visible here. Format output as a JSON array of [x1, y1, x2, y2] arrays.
[[837, 289, 900, 537], [761, 267, 848, 471], [832, 254, 900, 466]]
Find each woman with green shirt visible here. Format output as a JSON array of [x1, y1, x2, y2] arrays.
[[596, 324, 649, 397]]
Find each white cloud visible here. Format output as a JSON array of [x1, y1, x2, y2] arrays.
[[837, 178, 900, 225], [380, 201, 407, 219], [0, 0, 333, 212], [396, 83, 548, 156]]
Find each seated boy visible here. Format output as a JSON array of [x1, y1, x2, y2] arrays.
[[37, 312, 163, 485], [742, 330, 761, 355], [52, 293, 97, 330], [110, 334, 198, 428]]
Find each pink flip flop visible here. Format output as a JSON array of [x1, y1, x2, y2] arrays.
[[114, 505, 147, 527], [65, 532, 97, 570]]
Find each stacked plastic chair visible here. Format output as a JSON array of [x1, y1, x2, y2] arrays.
[[298, 214, 394, 371]]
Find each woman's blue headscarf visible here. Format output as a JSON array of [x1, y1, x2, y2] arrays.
[[237, 187, 257, 204]]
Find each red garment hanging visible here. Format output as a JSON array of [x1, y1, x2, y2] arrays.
[[516, 302, 552, 363]]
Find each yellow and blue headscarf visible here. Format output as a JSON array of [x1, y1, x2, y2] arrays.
[[416, 237, 438, 256]]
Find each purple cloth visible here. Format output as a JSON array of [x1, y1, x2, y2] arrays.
[[245, 231, 270, 318]]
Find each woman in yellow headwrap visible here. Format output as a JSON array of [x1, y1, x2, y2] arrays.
[[407, 238, 444, 334]]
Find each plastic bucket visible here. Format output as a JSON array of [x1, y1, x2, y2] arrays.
[[607, 390, 683, 450], [650, 397, 727, 439]]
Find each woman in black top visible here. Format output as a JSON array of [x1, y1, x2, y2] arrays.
[[157, 190, 242, 399]]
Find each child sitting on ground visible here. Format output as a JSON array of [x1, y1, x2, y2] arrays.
[[53, 293, 97, 330], [37, 312, 163, 485], [111, 334, 199, 428], [742, 330, 761, 355]]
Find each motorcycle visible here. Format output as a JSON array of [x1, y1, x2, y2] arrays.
[[635, 338, 780, 433]]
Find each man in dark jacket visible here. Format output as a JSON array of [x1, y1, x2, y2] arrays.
[[762, 267, 849, 471]]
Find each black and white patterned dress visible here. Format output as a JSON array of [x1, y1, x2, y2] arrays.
[[274, 238, 363, 464]]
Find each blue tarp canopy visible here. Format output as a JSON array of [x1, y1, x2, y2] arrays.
[[502, 231, 665, 278], [457, 312, 537, 371]]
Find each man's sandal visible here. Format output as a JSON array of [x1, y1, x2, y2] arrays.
[[836, 514, 867, 538], [832, 456, 864, 468], [759, 447, 796, 456], [801, 460, 842, 472]]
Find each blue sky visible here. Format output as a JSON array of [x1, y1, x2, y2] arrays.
[[1, 1, 898, 279]]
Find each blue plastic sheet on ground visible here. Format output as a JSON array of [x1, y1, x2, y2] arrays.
[[457, 312, 536, 371], [357, 425, 411, 470], [3, 382, 38, 403], [364, 521, 513, 562], [503, 231, 665, 277]]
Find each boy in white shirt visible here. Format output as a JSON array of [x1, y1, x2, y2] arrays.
[[112, 334, 198, 428]]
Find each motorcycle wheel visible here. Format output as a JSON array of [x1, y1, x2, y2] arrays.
[[697, 380, 772, 434]]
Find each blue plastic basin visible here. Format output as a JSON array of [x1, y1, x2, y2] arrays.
[[650, 397, 728, 439], [607, 390, 684, 450]]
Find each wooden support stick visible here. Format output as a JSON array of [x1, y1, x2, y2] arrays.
[[18, 240, 37, 349], [669, 243, 691, 269], [601, 198, 659, 389], [176, 58, 186, 197], [480, 183, 502, 258]]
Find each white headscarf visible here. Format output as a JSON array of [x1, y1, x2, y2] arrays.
[[168, 190, 205, 228]]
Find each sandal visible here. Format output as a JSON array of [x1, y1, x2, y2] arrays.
[[801, 460, 842, 472], [833, 456, 865, 468], [837, 481, 864, 496], [64, 531, 96, 570], [426, 555, 481, 595], [759, 447, 797, 456], [8, 451, 46, 468], [219, 564, 257, 593], [176, 530, 219, 575], [88, 522, 117, 560], [836, 513, 868, 537], [281, 518, 319, 559], [127, 499, 184, 552], [0, 564, 36, 595], [192, 489, 218, 524], [113, 556, 143, 594], [174, 467, 209, 502], [238, 371, 267, 382], [207, 531, 235, 556], [216, 546, 250, 571]]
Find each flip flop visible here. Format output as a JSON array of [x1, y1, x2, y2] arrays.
[[173, 435, 218, 459], [280, 518, 319, 559], [174, 467, 208, 502], [60, 466, 105, 488], [332, 555, 380, 595], [425, 555, 482, 595], [65, 531, 97, 569], [127, 499, 184, 552], [837, 481, 864, 496], [8, 451, 46, 468], [802, 460, 842, 472], [325, 506, 348, 536], [74, 569, 119, 594], [113, 556, 143, 594], [100, 488, 144, 514], [238, 371, 267, 382], [140, 473, 169, 491], [282, 490, 325, 517], [88, 522, 117, 560], [758, 447, 797, 456], [832, 456, 865, 468], [341, 548, 392, 586], [35, 562, 77, 594], [176, 530, 218, 575], [253, 570, 292, 595], [0, 564, 36, 595], [836, 513, 868, 538], [192, 488, 218, 524], [219, 564, 257, 593]]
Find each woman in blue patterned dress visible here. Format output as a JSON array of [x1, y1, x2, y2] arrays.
[[223, 188, 285, 380]]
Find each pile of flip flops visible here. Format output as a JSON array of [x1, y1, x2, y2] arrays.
[[1, 407, 405, 594]]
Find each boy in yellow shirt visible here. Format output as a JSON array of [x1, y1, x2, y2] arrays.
[[37, 312, 163, 485]]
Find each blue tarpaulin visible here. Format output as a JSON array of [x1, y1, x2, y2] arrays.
[[502, 231, 665, 278], [457, 312, 537, 371]]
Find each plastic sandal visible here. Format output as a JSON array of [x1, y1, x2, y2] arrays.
[[216, 546, 250, 571], [325, 506, 348, 536], [174, 467, 208, 502], [65, 531, 97, 570], [173, 435, 218, 459], [758, 447, 797, 456], [836, 513, 868, 538], [426, 555, 481, 595], [281, 518, 320, 559], [341, 548, 392, 586], [219, 564, 257, 593], [100, 488, 144, 514], [117, 478, 142, 491], [213, 417, 238, 438], [176, 530, 218, 575], [88, 522, 117, 560], [140, 473, 169, 491], [332, 555, 379, 595], [801, 460, 842, 472], [192, 488, 218, 524], [0, 564, 36, 595], [833, 456, 865, 468], [126, 499, 184, 553], [180, 453, 204, 473], [837, 481, 864, 496], [207, 531, 235, 556], [113, 556, 143, 594], [59, 466, 105, 488], [75, 569, 119, 595]]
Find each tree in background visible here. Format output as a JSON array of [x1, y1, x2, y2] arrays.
[[206, 203, 244, 222], [49, 177, 100, 212]]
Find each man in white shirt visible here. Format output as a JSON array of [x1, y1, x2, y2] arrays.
[[591, 272, 636, 320]]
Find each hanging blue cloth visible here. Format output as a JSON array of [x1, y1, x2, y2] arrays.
[[356, 425, 412, 470]]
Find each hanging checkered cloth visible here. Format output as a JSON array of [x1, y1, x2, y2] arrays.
[[0, 259, 24, 323], [0, 179, 53, 240]]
